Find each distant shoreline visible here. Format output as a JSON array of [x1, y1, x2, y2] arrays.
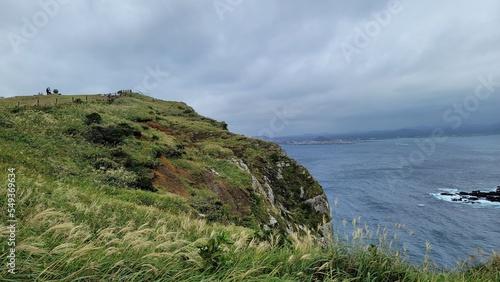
[[276, 133, 500, 145]]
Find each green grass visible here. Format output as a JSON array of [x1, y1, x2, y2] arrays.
[[1, 171, 498, 281], [1, 93, 499, 281]]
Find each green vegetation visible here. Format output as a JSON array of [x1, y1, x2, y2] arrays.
[[0, 93, 499, 281], [1, 92, 331, 234]]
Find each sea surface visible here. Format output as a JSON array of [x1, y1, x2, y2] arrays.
[[282, 135, 500, 268]]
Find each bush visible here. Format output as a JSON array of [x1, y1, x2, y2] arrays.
[[220, 121, 228, 131], [132, 116, 154, 122], [10, 107, 25, 114], [154, 143, 185, 159], [189, 191, 230, 223], [270, 152, 280, 162], [133, 175, 157, 192], [94, 158, 118, 170], [84, 113, 102, 125], [197, 231, 234, 272], [99, 168, 137, 188], [84, 124, 137, 146]]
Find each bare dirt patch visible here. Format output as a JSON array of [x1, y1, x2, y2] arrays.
[[152, 155, 191, 198], [145, 121, 175, 136], [202, 171, 250, 217]]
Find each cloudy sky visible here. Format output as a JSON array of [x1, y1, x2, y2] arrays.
[[2, 0, 500, 137]]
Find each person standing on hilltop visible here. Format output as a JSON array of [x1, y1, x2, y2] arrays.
[[46, 87, 51, 95]]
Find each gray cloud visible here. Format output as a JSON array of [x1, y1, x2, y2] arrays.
[[2, 0, 500, 136]]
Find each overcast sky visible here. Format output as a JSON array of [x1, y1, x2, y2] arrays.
[[2, 0, 500, 137]]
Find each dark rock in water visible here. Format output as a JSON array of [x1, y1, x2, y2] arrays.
[[440, 186, 500, 204], [486, 195, 500, 202]]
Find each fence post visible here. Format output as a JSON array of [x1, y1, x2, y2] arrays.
[[17, 101, 20, 107], [72, 97, 74, 103], [55, 98, 58, 106], [37, 99, 40, 106], [86, 96, 88, 102]]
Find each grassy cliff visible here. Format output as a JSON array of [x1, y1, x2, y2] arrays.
[[0, 93, 330, 234], [0, 93, 499, 281]]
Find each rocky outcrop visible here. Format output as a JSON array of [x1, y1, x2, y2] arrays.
[[440, 186, 500, 203], [305, 195, 330, 215], [230, 144, 332, 237]]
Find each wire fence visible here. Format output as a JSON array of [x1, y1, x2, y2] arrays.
[[0, 93, 126, 108]]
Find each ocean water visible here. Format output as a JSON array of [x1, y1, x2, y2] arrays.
[[282, 135, 500, 268]]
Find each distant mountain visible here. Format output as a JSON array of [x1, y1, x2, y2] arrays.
[[267, 123, 500, 144]]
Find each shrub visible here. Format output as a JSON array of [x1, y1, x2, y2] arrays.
[[94, 158, 118, 170], [133, 175, 157, 192], [84, 123, 138, 146], [270, 152, 280, 162], [189, 191, 230, 223], [99, 167, 137, 188], [132, 116, 154, 122], [10, 107, 25, 114], [84, 113, 102, 125], [197, 231, 234, 272], [110, 147, 129, 158], [154, 143, 185, 159], [220, 121, 228, 131]]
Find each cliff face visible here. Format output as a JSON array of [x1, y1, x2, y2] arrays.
[[228, 141, 331, 235], [0, 93, 331, 237]]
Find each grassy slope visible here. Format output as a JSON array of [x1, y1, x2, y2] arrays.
[[0, 93, 329, 232], [0, 93, 499, 281]]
